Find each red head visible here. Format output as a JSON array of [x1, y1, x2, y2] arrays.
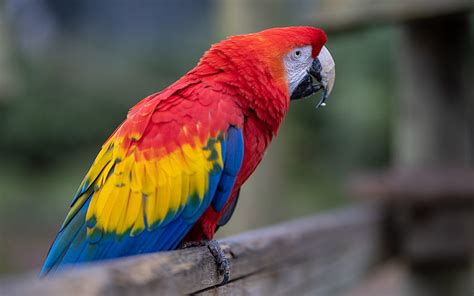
[[195, 26, 335, 129]]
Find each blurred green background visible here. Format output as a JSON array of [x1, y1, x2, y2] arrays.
[[0, 0, 407, 274]]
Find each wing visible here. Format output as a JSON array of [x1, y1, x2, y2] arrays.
[[41, 91, 244, 275]]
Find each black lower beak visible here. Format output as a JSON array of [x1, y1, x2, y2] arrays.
[[290, 58, 328, 108]]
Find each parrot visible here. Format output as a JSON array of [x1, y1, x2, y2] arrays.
[[41, 26, 336, 281]]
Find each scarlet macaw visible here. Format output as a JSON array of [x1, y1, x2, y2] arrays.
[[41, 26, 336, 281]]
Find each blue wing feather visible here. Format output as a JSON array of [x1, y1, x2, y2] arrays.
[[212, 126, 244, 212]]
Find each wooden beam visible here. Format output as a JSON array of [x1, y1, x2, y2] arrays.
[[350, 170, 474, 261], [304, 0, 474, 33], [211, 0, 474, 35], [350, 170, 474, 204], [0, 205, 383, 296]]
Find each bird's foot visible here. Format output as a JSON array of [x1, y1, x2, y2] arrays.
[[207, 240, 230, 284], [181, 239, 230, 284]]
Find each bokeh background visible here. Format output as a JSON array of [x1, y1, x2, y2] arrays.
[[0, 0, 471, 276]]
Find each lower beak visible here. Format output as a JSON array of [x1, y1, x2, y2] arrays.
[[290, 46, 336, 108]]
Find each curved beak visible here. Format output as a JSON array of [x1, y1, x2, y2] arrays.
[[290, 46, 336, 108]]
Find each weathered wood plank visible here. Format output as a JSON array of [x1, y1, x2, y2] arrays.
[[0, 204, 383, 296]]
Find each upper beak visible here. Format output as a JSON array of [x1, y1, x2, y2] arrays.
[[290, 46, 336, 108], [311, 46, 336, 108], [318, 46, 336, 105]]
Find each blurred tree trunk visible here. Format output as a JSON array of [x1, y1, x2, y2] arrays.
[[214, 0, 286, 36], [395, 14, 472, 168], [395, 12, 473, 296], [0, 6, 18, 102]]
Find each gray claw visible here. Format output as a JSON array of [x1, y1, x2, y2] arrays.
[[207, 240, 230, 284], [180, 239, 230, 284]]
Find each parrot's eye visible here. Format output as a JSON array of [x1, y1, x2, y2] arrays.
[[290, 47, 310, 62]]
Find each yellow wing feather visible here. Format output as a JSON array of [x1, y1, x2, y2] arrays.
[[69, 131, 224, 239]]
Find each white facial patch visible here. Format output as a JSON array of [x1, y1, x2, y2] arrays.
[[284, 45, 313, 95]]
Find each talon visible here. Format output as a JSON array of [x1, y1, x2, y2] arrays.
[[179, 239, 230, 284], [207, 240, 230, 284]]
